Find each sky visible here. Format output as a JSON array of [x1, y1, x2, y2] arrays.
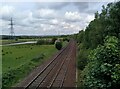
[[0, 0, 115, 36]]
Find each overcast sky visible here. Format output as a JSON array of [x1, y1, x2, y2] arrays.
[[0, 1, 114, 36]]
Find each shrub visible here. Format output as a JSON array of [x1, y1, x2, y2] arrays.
[[77, 48, 89, 70], [63, 38, 69, 42], [55, 41, 62, 50], [2, 54, 5, 56], [15, 38, 18, 41], [2, 62, 36, 88], [36, 40, 45, 45], [36, 39, 52, 45], [77, 43, 90, 70], [2, 53, 46, 88], [83, 36, 120, 89], [51, 38, 57, 44], [31, 54, 45, 62]]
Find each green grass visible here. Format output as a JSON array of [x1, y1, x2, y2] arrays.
[[62, 41, 68, 47], [2, 44, 57, 73], [1, 38, 52, 45], [1, 37, 65, 45], [2, 44, 57, 87], [0, 45, 2, 89]]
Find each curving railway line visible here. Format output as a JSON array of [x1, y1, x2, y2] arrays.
[[17, 39, 77, 89]]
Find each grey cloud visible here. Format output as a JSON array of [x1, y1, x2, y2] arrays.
[[73, 2, 106, 14], [1, 2, 103, 36], [73, 2, 89, 11], [35, 2, 91, 13], [47, 2, 69, 10], [28, 18, 59, 27], [35, 2, 70, 10], [14, 19, 30, 27], [65, 19, 81, 23], [28, 18, 49, 26]]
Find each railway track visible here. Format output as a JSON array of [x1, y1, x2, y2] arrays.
[[17, 39, 76, 89]]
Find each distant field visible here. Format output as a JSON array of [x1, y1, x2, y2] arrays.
[[1, 37, 64, 45], [1, 39, 30, 45], [2, 44, 57, 87], [2, 44, 57, 73], [1, 38, 52, 45]]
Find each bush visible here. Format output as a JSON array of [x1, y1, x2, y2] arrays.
[[83, 36, 120, 89], [31, 54, 45, 62], [51, 38, 57, 44], [77, 43, 90, 70], [36, 40, 52, 45], [77, 48, 89, 70], [55, 41, 62, 50], [63, 38, 69, 42], [36, 40, 45, 45], [15, 38, 18, 41]]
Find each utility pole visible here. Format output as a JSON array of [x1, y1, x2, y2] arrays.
[[9, 17, 15, 40]]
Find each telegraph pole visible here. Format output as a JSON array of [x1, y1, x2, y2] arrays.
[[9, 18, 15, 40]]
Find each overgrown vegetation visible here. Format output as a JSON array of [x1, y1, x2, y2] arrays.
[[2, 44, 57, 88], [75, 1, 120, 89], [77, 48, 90, 70], [2, 53, 46, 88], [83, 36, 119, 89]]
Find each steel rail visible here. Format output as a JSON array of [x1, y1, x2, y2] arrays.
[[59, 42, 74, 89], [24, 41, 71, 89]]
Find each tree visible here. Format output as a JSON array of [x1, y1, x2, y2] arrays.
[[95, 11, 99, 19], [77, 30, 84, 43], [55, 40, 62, 50], [76, 1, 120, 49]]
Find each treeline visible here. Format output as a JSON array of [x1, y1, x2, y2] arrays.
[[1, 34, 71, 40], [75, 1, 120, 89], [76, 2, 120, 49]]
